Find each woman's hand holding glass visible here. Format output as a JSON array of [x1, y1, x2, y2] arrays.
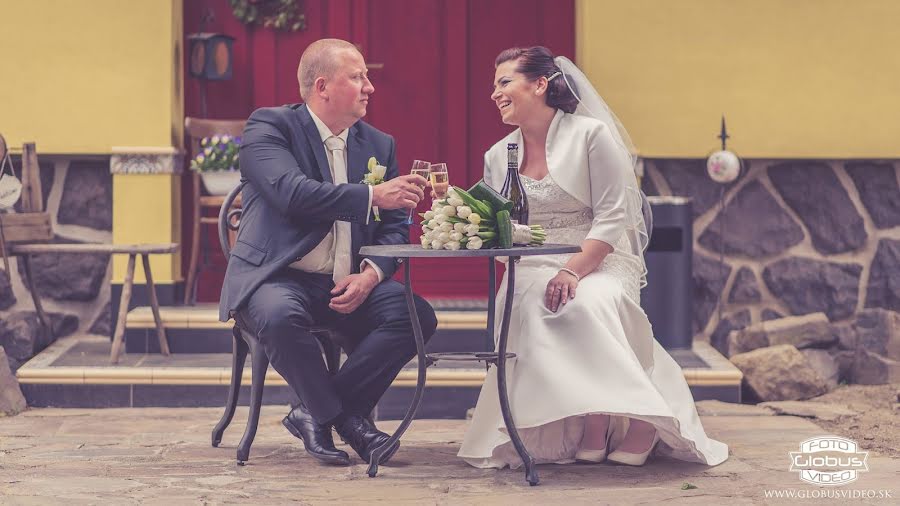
[[429, 163, 449, 199], [427, 162, 450, 200]]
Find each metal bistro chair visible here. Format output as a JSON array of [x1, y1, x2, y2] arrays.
[[210, 182, 348, 465]]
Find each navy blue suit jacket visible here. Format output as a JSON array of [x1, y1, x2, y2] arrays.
[[218, 104, 406, 322]]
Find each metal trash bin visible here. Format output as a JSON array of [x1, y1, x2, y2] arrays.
[[640, 196, 693, 350]]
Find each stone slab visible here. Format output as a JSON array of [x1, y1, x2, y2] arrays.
[[0, 407, 896, 504], [758, 400, 858, 421]]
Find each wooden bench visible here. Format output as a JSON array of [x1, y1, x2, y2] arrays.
[[9, 242, 179, 364]]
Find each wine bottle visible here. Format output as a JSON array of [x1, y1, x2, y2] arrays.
[[500, 143, 529, 224]]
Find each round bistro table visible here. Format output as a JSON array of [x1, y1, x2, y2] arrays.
[[359, 243, 581, 486]]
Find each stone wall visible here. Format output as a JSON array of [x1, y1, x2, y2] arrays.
[[642, 159, 900, 353], [0, 157, 112, 371]]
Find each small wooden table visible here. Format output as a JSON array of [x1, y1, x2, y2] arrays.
[[360, 243, 581, 486], [9, 242, 179, 364]]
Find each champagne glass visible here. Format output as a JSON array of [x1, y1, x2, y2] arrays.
[[407, 160, 431, 225], [430, 163, 449, 199]]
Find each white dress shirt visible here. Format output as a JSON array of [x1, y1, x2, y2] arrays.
[[288, 107, 384, 282]]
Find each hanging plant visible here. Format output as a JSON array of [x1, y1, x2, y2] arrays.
[[229, 0, 307, 32]]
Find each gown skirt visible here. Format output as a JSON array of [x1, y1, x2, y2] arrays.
[[457, 253, 729, 469]]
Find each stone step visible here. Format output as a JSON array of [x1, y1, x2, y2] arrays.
[[124, 304, 491, 355], [17, 336, 743, 415]]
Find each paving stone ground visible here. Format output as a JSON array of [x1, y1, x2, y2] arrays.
[[1, 404, 897, 505]]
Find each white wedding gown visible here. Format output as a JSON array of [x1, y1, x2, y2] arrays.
[[458, 173, 729, 468]]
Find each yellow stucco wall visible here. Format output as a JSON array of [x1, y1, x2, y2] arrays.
[[111, 174, 181, 284], [577, 0, 900, 158], [0, 0, 184, 283], [0, 0, 183, 154]]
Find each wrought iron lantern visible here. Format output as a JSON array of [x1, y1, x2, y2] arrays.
[[188, 33, 235, 81]]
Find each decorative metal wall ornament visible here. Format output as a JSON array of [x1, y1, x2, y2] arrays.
[[706, 117, 742, 184], [706, 116, 743, 333], [229, 0, 307, 32]]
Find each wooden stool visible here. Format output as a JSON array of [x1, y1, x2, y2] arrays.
[[9, 242, 179, 364]]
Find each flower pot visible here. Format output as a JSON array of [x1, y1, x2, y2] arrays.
[[200, 171, 241, 196]]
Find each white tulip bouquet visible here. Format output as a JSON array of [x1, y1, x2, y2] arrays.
[[418, 181, 546, 250]]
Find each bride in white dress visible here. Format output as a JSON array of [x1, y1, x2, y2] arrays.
[[458, 47, 728, 469]]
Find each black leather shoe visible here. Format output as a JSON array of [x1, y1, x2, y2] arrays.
[[334, 415, 400, 465], [282, 405, 350, 465]]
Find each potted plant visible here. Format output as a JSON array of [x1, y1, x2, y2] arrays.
[[190, 135, 241, 195]]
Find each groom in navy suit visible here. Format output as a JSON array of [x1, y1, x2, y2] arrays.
[[219, 39, 437, 466]]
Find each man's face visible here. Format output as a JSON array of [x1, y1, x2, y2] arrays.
[[325, 49, 375, 126]]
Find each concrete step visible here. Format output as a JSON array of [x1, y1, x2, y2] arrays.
[[124, 303, 491, 355], [17, 335, 743, 415]]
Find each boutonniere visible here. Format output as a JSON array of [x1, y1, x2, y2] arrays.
[[360, 156, 387, 221]]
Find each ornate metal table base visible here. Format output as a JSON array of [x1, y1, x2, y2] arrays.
[[366, 259, 428, 477], [360, 244, 580, 486]]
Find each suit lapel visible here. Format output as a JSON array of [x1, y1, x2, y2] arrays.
[[346, 124, 371, 187], [348, 124, 374, 267], [296, 105, 333, 184]]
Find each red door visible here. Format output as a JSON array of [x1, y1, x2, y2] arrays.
[[184, 0, 574, 301]]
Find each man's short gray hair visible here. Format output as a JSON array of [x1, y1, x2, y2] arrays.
[[297, 39, 358, 100]]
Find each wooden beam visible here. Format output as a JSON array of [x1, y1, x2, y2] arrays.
[[20, 143, 43, 212]]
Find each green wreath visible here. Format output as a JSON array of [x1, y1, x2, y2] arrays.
[[230, 0, 306, 32]]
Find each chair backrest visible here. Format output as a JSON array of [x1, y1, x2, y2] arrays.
[[218, 182, 245, 257], [184, 117, 246, 156]]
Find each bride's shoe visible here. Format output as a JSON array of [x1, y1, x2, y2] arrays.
[[607, 432, 660, 466], [574, 445, 609, 463], [574, 419, 612, 463]]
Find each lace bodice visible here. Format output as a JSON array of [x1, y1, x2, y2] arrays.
[[522, 174, 593, 243], [521, 173, 643, 302]]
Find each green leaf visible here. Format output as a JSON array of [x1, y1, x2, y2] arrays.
[[681, 483, 698, 490]]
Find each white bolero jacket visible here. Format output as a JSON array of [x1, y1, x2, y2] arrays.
[[482, 108, 635, 250]]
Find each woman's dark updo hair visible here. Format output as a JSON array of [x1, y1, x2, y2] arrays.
[[495, 46, 579, 114]]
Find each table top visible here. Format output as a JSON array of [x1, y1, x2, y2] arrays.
[[359, 243, 580, 259]]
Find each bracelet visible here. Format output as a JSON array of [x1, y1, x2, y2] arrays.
[[558, 267, 580, 281]]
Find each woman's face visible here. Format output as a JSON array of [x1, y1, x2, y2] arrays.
[[491, 59, 545, 126]]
